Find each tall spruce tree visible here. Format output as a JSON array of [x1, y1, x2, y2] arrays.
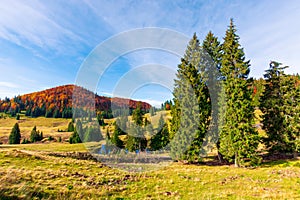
[[170, 33, 211, 162], [171, 33, 201, 140], [202, 31, 224, 161], [9, 123, 21, 144], [260, 61, 289, 153], [219, 19, 260, 167]]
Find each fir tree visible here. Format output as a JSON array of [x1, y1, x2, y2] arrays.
[[126, 124, 147, 152], [170, 33, 211, 162], [260, 61, 289, 153], [202, 31, 223, 160], [282, 75, 300, 158], [150, 115, 169, 150], [219, 19, 260, 167], [132, 104, 143, 126], [111, 122, 124, 148], [9, 123, 21, 144], [125, 105, 147, 151]]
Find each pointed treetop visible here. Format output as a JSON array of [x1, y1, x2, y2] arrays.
[[183, 32, 201, 68], [230, 18, 234, 27], [222, 18, 250, 79]]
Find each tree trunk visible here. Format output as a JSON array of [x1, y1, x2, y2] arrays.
[[217, 151, 224, 163], [216, 141, 225, 163], [293, 151, 298, 159], [234, 152, 239, 167]]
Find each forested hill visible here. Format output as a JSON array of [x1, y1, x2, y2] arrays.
[[0, 84, 151, 118]]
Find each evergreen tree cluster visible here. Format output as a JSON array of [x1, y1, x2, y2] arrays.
[[9, 124, 44, 145], [103, 105, 171, 152], [260, 62, 300, 158], [170, 32, 214, 163], [30, 126, 43, 143], [170, 19, 300, 166], [69, 119, 103, 144]]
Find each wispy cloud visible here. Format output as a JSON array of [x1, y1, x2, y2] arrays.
[[0, 81, 19, 88], [0, 0, 299, 100], [135, 98, 165, 108], [238, 1, 300, 76], [0, 1, 91, 56]]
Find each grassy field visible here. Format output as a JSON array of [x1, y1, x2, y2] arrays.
[[0, 114, 72, 143], [0, 143, 300, 199], [0, 110, 172, 143], [1, 112, 300, 199]]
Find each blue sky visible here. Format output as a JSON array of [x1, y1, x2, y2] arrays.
[[0, 0, 299, 107]]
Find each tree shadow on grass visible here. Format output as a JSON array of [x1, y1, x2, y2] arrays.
[[0, 189, 22, 200], [0, 188, 52, 200], [260, 153, 300, 168]]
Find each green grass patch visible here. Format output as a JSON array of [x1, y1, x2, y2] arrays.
[[0, 148, 300, 199]]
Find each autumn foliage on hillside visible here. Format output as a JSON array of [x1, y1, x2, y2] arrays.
[[0, 85, 151, 118]]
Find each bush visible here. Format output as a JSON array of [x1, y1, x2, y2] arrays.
[[69, 130, 82, 144], [67, 121, 75, 132], [48, 136, 54, 141], [21, 138, 30, 144], [30, 126, 43, 143]]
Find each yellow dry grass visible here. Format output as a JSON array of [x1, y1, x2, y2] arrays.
[[0, 114, 72, 143]]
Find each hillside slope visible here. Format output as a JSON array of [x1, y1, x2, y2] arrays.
[[0, 84, 151, 118]]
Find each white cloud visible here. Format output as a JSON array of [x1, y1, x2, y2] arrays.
[[0, 81, 19, 88], [99, 91, 113, 97], [1, 0, 299, 100], [232, 1, 300, 77], [0, 1, 87, 54], [135, 98, 164, 108]]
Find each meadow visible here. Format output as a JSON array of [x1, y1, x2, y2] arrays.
[[1, 143, 300, 199], [0, 113, 300, 199], [0, 113, 72, 144]]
